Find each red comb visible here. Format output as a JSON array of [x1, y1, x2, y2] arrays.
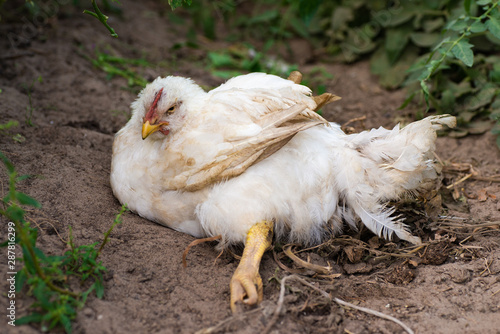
[[144, 88, 164, 122]]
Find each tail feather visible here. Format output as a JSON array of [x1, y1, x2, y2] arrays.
[[337, 115, 455, 244], [355, 205, 422, 244]]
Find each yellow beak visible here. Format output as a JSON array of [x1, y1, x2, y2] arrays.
[[142, 120, 161, 140]]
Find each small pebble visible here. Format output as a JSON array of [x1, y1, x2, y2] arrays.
[[82, 308, 93, 318]]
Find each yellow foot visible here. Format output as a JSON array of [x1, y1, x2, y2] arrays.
[[230, 220, 273, 314]]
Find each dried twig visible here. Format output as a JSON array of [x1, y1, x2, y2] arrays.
[[283, 244, 333, 274], [433, 152, 445, 167], [334, 298, 415, 334], [446, 173, 473, 189], [263, 274, 331, 334], [442, 162, 500, 183], [262, 275, 293, 334], [182, 235, 222, 268], [272, 249, 305, 274], [342, 116, 367, 128], [195, 308, 262, 334], [25, 214, 68, 244], [473, 175, 500, 182], [479, 258, 493, 277], [264, 274, 415, 334], [437, 220, 500, 230]]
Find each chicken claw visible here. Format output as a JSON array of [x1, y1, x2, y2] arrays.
[[230, 220, 273, 313]]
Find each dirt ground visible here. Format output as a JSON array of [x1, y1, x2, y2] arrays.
[[1, 1, 500, 333]]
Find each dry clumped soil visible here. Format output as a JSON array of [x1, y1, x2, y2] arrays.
[[1, 1, 499, 333]]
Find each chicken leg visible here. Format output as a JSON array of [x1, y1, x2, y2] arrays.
[[230, 220, 273, 313]]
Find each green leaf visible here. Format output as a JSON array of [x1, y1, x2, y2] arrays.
[[486, 16, 500, 39], [33, 281, 51, 310], [16, 174, 32, 182], [470, 20, 487, 33], [491, 121, 500, 133], [449, 129, 469, 138], [432, 36, 451, 51], [0, 120, 19, 131], [486, 31, 500, 45], [420, 80, 430, 111], [385, 28, 411, 64], [451, 39, 474, 67], [95, 279, 104, 299], [16, 192, 42, 208], [207, 52, 234, 68], [490, 64, 500, 83], [467, 120, 494, 134], [168, 0, 191, 10], [299, 0, 322, 25], [16, 313, 43, 325], [441, 89, 456, 113], [290, 17, 310, 39], [200, 10, 215, 40], [447, 19, 468, 32], [464, 0, 471, 14], [423, 17, 445, 33], [33, 246, 49, 262], [428, 59, 446, 75], [15, 270, 27, 292], [331, 7, 353, 31], [81, 284, 95, 304], [248, 10, 279, 24], [445, 80, 474, 98], [6, 205, 25, 222], [383, 10, 414, 27], [398, 92, 416, 110], [21, 245, 37, 275], [0, 151, 15, 173], [374, 46, 419, 88], [60, 314, 72, 333], [477, 0, 492, 5], [410, 32, 440, 47], [463, 83, 498, 110], [343, 29, 377, 55]]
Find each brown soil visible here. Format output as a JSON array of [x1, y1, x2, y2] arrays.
[[1, 1, 499, 333]]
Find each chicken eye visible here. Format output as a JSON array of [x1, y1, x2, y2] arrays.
[[167, 106, 175, 114]]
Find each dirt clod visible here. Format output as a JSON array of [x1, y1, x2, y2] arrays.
[[385, 262, 415, 285]]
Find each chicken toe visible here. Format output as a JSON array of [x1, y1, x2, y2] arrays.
[[230, 220, 273, 313]]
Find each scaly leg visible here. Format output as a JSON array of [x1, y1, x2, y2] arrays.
[[230, 220, 273, 313]]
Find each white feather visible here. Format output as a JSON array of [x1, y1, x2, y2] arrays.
[[111, 72, 456, 248]]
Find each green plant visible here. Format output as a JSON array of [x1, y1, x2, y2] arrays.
[[84, 0, 193, 37], [0, 151, 127, 333], [23, 75, 42, 127], [206, 44, 333, 100], [169, 0, 193, 10], [83, 0, 120, 37], [0, 120, 20, 131], [0, 120, 25, 142], [404, 0, 500, 145], [86, 51, 150, 89], [206, 43, 297, 79]]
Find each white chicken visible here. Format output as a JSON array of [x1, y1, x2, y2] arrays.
[[110, 71, 455, 313]]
